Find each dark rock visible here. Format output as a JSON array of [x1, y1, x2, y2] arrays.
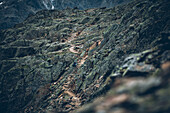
[[0, 47, 17, 60], [15, 47, 36, 57]]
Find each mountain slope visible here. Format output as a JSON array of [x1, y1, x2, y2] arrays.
[[0, 0, 170, 113], [0, 0, 44, 29], [0, 0, 131, 29]]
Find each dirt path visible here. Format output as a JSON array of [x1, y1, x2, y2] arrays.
[[66, 32, 82, 54], [78, 55, 88, 67], [69, 46, 79, 53]]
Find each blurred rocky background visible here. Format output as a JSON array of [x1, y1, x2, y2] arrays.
[[0, 0, 131, 29]]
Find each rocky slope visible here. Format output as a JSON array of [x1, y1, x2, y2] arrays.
[[0, 0, 44, 29], [46, 0, 131, 10], [0, 0, 130, 29], [0, 0, 170, 113]]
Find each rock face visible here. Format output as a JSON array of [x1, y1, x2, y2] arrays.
[[0, 0, 170, 113], [49, 0, 131, 10], [0, 0, 45, 29], [0, 0, 130, 29]]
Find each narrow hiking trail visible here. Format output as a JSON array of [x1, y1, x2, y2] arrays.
[[69, 46, 79, 54], [65, 31, 82, 54]]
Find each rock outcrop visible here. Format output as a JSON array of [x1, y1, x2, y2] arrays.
[[0, 0, 170, 113]]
